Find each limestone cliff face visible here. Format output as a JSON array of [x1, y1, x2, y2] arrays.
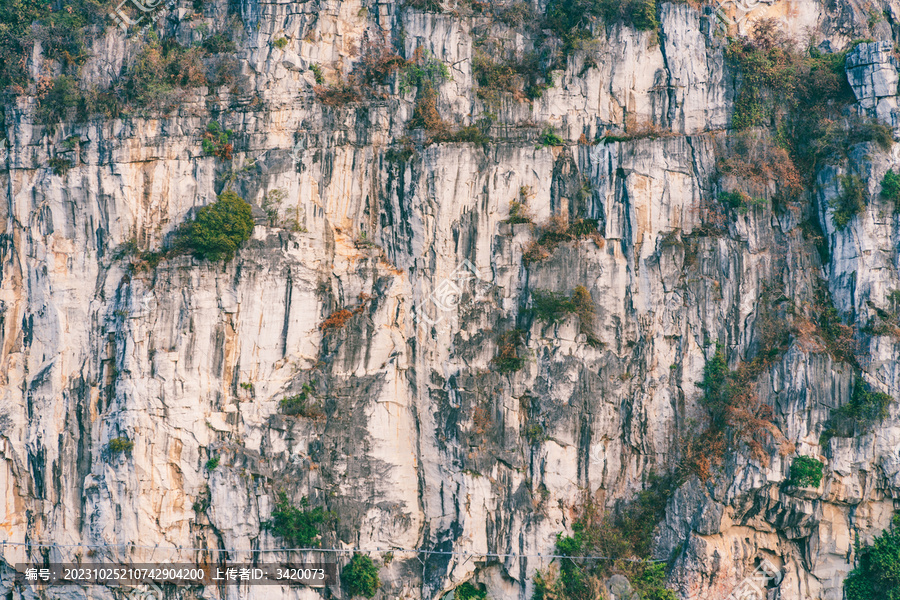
[[1, 0, 899, 599]]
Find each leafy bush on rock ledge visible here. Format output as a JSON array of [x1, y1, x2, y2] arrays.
[[108, 437, 134, 455], [266, 492, 334, 548], [821, 379, 893, 444], [788, 455, 823, 488], [341, 553, 381, 598], [177, 191, 254, 261], [455, 581, 487, 600], [844, 517, 900, 600]]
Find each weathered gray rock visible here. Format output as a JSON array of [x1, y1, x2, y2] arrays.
[[847, 41, 900, 130], [606, 574, 640, 600], [0, 1, 898, 600]]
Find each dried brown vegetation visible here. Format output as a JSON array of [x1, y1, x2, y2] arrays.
[[680, 290, 792, 479], [492, 329, 526, 373], [313, 83, 362, 106], [717, 130, 804, 207], [313, 39, 407, 106], [523, 215, 604, 263], [319, 309, 354, 330]]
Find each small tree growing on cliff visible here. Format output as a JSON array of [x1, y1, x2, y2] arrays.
[[341, 553, 381, 598], [178, 191, 254, 261], [844, 517, 900, 600], [265, 492, 333, 547], [107, 437, 134, 456], [788, 455, 824, 487]]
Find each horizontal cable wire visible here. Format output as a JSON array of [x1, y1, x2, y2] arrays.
[[0, 541, 662, 562]]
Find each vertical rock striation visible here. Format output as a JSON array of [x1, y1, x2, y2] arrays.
[[0, 1, 898, 599]]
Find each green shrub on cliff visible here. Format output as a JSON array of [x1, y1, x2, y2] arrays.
[[280, 383, 325, 419], [201, 122, 234, 159], [681, 339, 789, 481], [830, 175, 867, 230], [726, 21, 854, 131], [310, 63, 325, 85], [537, 127, 565, 148], [880, 169, 900, 204], [844, 519, 900, 600], [725, 22, 891, 205], [266, 492, 333, 547], [504, 200, 533, 224], [39, 75, 88, 122], [531, 290, 575, 324], [0, 0, 97, 89], [455, 581, 487, 600], [492, 329, 526, 373], [788, 455, 824, 487], [402, 47, 452, 138], [399, 47, 449, 96], [545, 0, 658, 49], [533, 477, 677, 600], [473, 51, 551, 104], [341, 553, 381, 598], [123, 33, 207, 110], [178, 191, 254, 261], [108, 437, 134, 455], [698, 344, 732, 430], [821, 379, 893, 443], [530, 286, 597, 343]]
